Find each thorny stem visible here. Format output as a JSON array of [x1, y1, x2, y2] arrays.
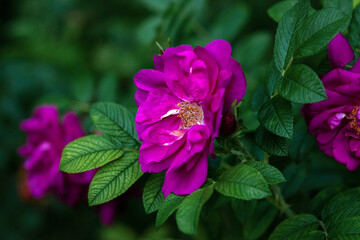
[[232, 137, 253, 162], [267, 185, 296, 218], [319, 220, 328, 240]]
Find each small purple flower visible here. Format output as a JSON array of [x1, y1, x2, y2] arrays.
[[19, 105, 117, 224], [302, 33, 360, 171], [134, 40, 246, 196]]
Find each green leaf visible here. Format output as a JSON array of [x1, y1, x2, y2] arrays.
[[269, 214, 320, 240], [324, 0, 353, 31], [90, 102, 139, 149], [278, 64, 327, 104], [266, 59, 282, 96], [258, 95, 293, 139], [304, 231, 325, 240], [214, 164, 271, 200], [309, 186, 344, 216], [326, 201, 360, 229], [323, 0, 353, 17], [156, 194, 185, 228], [349, 4, 360, 54], [328, 216, 360, 239], [295, 9, 348, 58], [143, 173, 165, 214], [322, 187, 360, 220], [60, 135, 124, 173], [245, 161, 286, 184], [88, 152, 143, 206], [176, 185, 214, 235], [255, 126, 288, 156], [267, 1, 298, 22], [274, 0, 311, 71]]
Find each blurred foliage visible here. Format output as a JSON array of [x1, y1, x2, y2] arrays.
[[4, 0, 346, 239]]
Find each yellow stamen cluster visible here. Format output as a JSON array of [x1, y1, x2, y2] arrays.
[[178, 101, 203, 129], [349, 106, 360, 135]]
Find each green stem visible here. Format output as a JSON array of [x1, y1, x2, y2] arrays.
[[267, 185, 296, 218], [282, 57, 294, 76], [233, 138, 253, 162]]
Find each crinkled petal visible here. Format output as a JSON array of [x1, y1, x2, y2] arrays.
[[307, 106, 347, 134], [318, 141, 334, 157], [305, 90, 356, 113], [168, 125, 210, 170], [24, 143, 58, 198], [162, 149, 208, 197], [194, 46, 219, 96], [63, 112, 85, 144], [322, 69, 360, 96], [139, 135, 186, 172], [328, 33, 355, 69], [154, 45, 194, 72], [135, 89, 179, 125], [134, 69, 166, 91], [202, 89, 225, 155], [351, 58, 360, 73], [332, 127, 360, 170], [163, 50, 198, 101], [205, 39, 232, 68], [223, 58, 246, 113], [349, 138, 360, 158], [188, 59, 210, 101], [135, 89, 148, 106], [138, 115, 182, 144]]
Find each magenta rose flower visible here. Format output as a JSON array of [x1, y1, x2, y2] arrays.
[[18, 105, 117, 225], [134, 40, 246, 196], [302, 33, 360, 171]]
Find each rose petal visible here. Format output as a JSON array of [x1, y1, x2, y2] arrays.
[[205, 39, 232, 68], [135, 89, 179, 125], [223, 58, 246, 113], [98, 200, 117, 226], [351, 58, 360, 73], [162, 149, 208, 197], [63, 112, 85, 144], [328, 33, 355, 69], [134, 69, 166, 91], [332, 127, 360, 170]]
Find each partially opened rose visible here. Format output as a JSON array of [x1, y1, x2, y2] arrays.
[[134, 40, 246, 196], [18, 105, 117, 225], [302, 33, 360, 171]]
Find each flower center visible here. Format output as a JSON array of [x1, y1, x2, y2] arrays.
[[178, 101, 204, 129], [349, 106, 360, 135]]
